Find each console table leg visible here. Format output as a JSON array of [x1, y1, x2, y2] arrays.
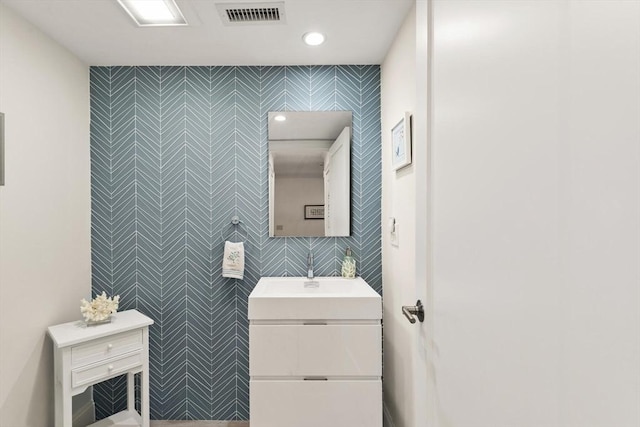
[[141, 329, 150, 427], [127, 372, 135, 412], [54, 381, 73, 427], [54, 347, 73, 427]]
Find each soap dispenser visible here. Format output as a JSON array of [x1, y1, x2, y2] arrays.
[[341, 247, 356, 278]]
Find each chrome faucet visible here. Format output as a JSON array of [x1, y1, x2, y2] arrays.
[[307, 252, 314, 280]]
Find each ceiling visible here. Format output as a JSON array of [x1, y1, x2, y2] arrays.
[[1, 0, 413, 66]]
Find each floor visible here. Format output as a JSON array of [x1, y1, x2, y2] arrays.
[[151, 422, 249, 427]]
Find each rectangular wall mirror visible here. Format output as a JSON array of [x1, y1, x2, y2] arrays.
[[268, 111, 352, 237]]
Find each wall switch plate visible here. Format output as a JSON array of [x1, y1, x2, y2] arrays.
[[390, 222, 399, 247]]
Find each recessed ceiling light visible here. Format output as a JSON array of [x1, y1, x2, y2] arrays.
[[303, 32, 325, 46], [117, 0, 187, 26], [274, 115, 287, 122]]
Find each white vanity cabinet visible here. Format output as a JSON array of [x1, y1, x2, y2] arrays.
[[248, 277, 382, 427], [47, 310, 154, 427]]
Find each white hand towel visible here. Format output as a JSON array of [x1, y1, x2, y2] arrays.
[[222, 241, 245, 280]]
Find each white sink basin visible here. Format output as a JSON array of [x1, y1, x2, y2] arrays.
[[248, 276, 381, 320]]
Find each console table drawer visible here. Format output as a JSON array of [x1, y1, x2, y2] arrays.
[[71, 351, 143, 388], [71, 330, 142, 368]]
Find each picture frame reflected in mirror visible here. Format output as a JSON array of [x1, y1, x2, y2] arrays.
[[304, 205, 325, 220]]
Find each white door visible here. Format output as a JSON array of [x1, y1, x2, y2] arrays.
[[427, 1, 640, 426], [324, 126, 350, 236]]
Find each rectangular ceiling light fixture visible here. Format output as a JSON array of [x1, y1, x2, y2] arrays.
[[117, 0, 187, 26]]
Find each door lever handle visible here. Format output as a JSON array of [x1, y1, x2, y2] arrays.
[[402, 300, 425, 324]]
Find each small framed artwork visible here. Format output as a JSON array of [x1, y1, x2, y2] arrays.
[[391, 112, 412, 171], [304, 205, 325, 220]]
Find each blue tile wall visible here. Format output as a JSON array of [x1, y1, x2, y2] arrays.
[[90, 65, 381, 420]]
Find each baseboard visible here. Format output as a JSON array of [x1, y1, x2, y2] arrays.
[[383, 402, 396, 427]]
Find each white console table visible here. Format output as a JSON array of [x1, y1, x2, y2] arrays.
[[48, 310, 154, 427]]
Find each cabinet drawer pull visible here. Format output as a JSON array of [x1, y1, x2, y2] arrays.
[[108, 365, 114, 371], [303, 322, 327, 326], [107, 344, 113, 350], [304, 377, 328, 381]]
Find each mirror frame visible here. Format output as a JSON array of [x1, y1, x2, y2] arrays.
[[268, 111, 352, 238]]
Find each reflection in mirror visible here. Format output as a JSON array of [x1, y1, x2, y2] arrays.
[[268, 111, 352, 237]]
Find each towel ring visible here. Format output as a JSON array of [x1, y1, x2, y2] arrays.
[[220, 216, 249, 242]]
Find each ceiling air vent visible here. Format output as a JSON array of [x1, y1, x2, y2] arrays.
[[216, 2, 286, 25]]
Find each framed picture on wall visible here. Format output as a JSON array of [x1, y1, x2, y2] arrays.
[[304, 205, 325, 220], [391, 112, 412, 171]]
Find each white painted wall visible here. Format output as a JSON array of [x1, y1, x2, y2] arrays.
[[274, 176, 325, 237], [430, 1, 640, 426], [0, 4, 91, 425], [380, 5, 417, 427]]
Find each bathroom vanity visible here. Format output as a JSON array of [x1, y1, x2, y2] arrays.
[[248, 277, 382, 427], [47, 310, 153, 427]]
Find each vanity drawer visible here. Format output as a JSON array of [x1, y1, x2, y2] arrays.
[[71, 330, 142, 368], [71, 351, 143, 388], [249, 324, 381, 377], [250, 379, 381, 427]]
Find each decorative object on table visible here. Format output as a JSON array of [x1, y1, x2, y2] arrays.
[[304, 205, 324, 220], [341, 246, 356, 278], [223, 240, 245, 279], [80, 292, 120, 325], [391, 112, 412, 171]]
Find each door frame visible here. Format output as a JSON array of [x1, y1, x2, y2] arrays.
[[413, 0, 435, 426]]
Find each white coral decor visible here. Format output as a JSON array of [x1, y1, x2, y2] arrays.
[[80, 292, 120, 322]]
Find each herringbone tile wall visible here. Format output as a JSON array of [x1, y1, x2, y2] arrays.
[[90, 65, 381, 420]]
